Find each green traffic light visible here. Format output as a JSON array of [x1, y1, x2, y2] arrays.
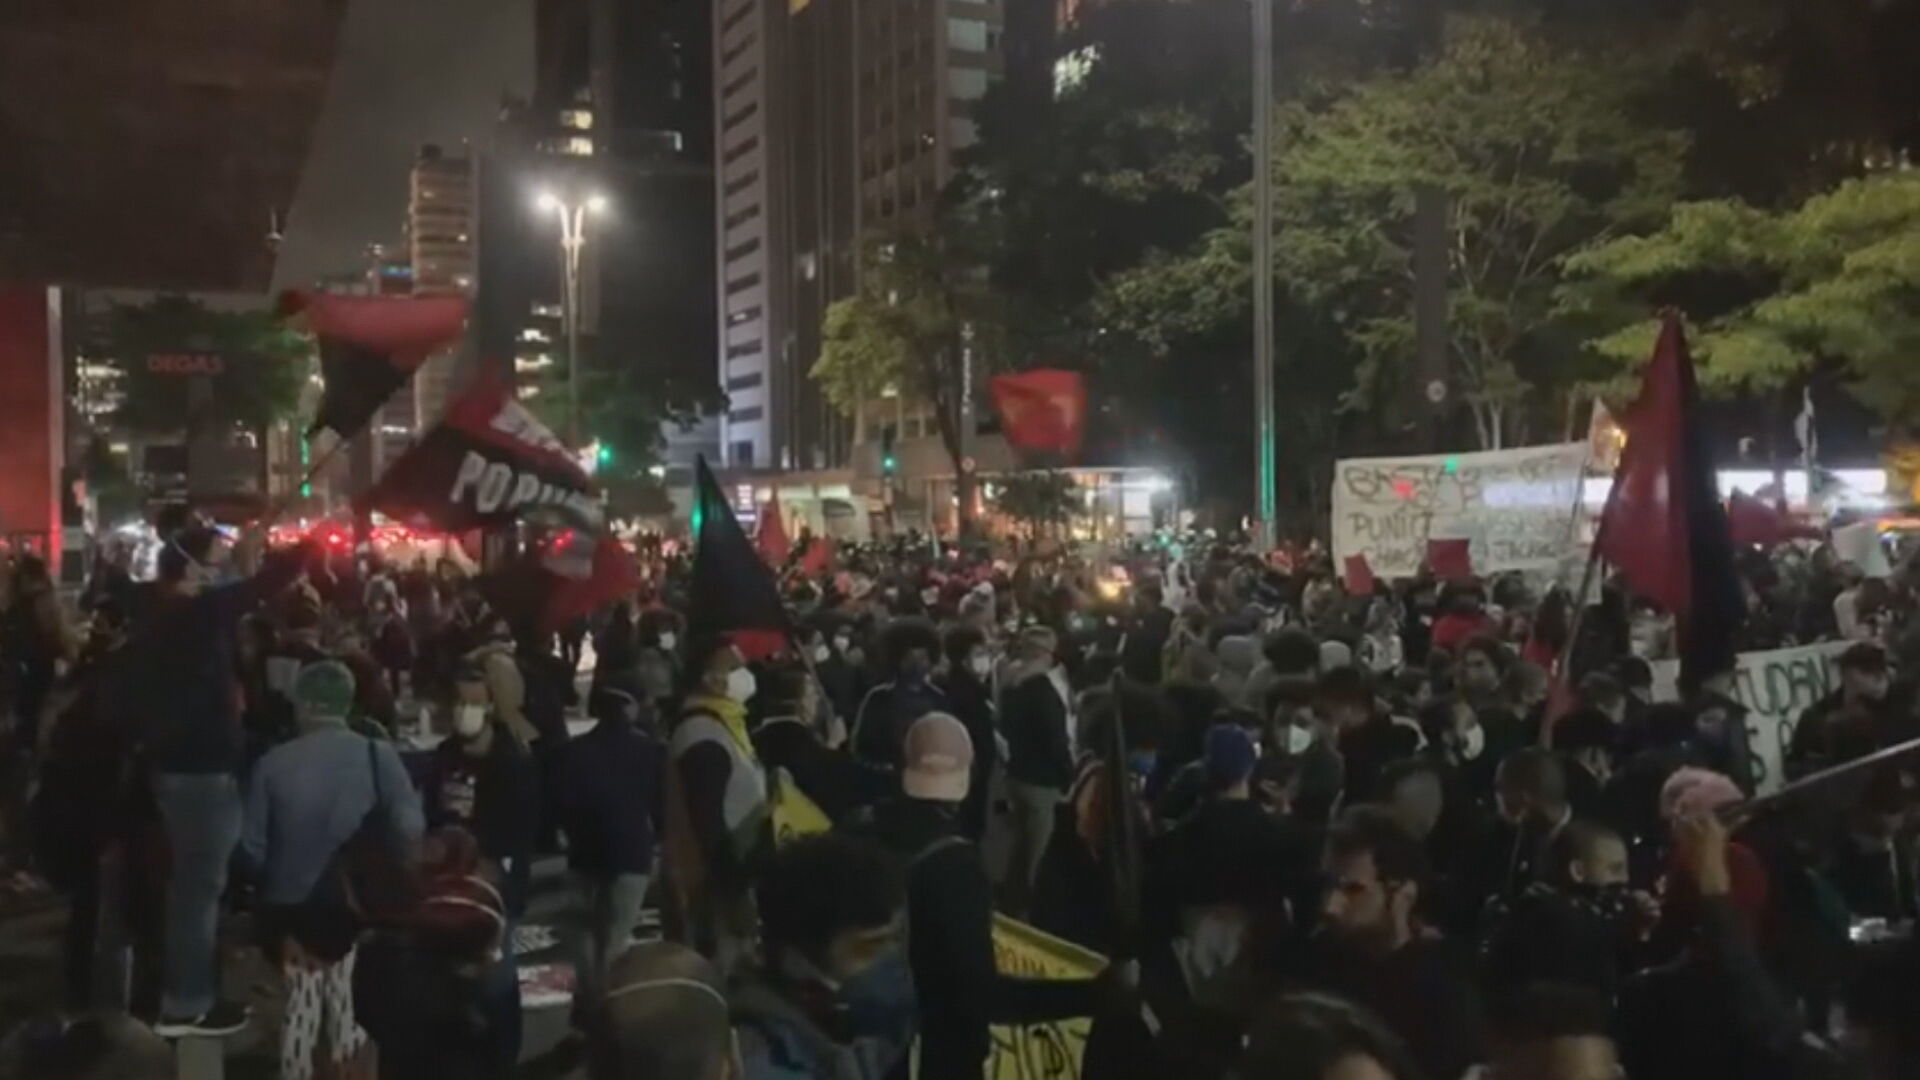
[[597, 444, 613, 465], [883, 455, 898, 472]]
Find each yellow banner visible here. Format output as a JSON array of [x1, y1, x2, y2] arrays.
[[768, 768, 832, 846], [915, 916, 1105, 1079]]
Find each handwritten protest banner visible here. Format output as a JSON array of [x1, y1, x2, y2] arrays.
[[1651, 641, 1848, 795], [1332, 443, 1588, 581], [916, 915, 1105, 1080]]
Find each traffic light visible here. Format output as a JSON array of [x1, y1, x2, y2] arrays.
[[596, 443, 614, 468], [881, 426, 898, 476]]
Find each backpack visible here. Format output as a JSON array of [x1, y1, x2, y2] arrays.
[[291, 737, 417, 960]]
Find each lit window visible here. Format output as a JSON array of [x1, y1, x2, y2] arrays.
[[520, 328, 549, 343], [561, 109, 595, 130]]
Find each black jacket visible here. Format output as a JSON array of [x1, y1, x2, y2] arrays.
[[935, 668, 999, 839], [863, 798, 1095, 1080], [424, 733, 540, 916], [751, 715, 892, 824], [557, 719, 665, 878], [122, 543, 312, 775], [851, 678, 948, 768], [1300, 936, 1488, 1080], [1002, 670, 1073, 790]]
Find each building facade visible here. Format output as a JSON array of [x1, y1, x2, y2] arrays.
[[711, 0, 1005, 474]]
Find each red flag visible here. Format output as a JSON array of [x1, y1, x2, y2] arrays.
[[798, 536, 834, 577], [293, 292, 468, 439], [990, 369, 1087, 458], [756, 491, 791, 567], [1342, 553, 1377, 595], [1727, 490, 1819, 548], [1426, 539, 1473, 581], [1596, 315, 1744, 684]]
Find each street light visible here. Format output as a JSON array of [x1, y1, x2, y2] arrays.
[[534, 190, 608, 447]]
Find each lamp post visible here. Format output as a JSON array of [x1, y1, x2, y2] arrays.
[[1251, 0, 1277, 550], [536, 190, 607, 447]]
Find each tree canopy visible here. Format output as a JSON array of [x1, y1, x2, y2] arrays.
[[1563, 171, 1920, 435], [101, 294, 309, 437]]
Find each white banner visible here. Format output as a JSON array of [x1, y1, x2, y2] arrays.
[[1331, 443, 1588, 581], [1651, 641, 1848, 795]]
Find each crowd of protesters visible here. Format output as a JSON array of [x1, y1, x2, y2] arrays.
[[1, 511, 1919, 1080]]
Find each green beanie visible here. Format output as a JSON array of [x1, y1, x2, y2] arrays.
[[294, 660, 356, 721]]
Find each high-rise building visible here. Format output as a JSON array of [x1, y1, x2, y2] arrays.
[[713, 0, 1005, 474], [407, 144, 478, 427], [513, 0, 718, 462]]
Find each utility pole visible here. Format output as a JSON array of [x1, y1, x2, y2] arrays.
[[1251, 0, 1278, 548]]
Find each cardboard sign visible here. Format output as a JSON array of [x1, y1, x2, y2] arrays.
[[1332, 443, 1587, 581], [1650, 641, 1849, 794]]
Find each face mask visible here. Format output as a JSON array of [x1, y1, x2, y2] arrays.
[[969, 653, 993, 678], [455, 704, 488, 738], [812, 643, 831, 664], [1284, 723, 1314, 755], [921, 588, 940, 607], [833, 635, 852, 654], [1454, 722, 1485, 760], [657, 632, 677, 652], [725, 666, 757, 703]]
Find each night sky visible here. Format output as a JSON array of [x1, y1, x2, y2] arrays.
[[272, 0, 534, 293]]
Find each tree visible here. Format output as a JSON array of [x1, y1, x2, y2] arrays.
[[1562, 171, 1920, 435], [521, 337, 718, 493], [102, 294, 309, 439], [814, 231, 1002, 535], [991, 471, 1080, 540]]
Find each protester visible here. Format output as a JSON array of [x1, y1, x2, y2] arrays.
[[242, 660, 423, 1080], [850, 618, 947, 767], [1478, 982, 1621, 1080], [1233, 992, 1425, 1080], [3, 553, 70, 752], [354, 829, 512, 1080], [665, 638, 768, 972], [587, 943, 734, 1080], [127, 527, 315, 1037], [558, 683, 667, 1009], [935, 625, 1000, 840], [1303, 806, 1488, 1080], [419, 659, 538, 1067], [731, 833, 915, 1080], [751, 666, 890, 823], [0, 1012, 172, 1080], [1000, 625, 1075, 913]]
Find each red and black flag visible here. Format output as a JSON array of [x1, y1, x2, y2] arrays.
[[990, 368, 1088, 459], [1595, 315, 1744, 686], [359, 375, 594, 534], [362, 376, 631, 631], [287, 292, 468, 440], [689, 456, 789, 662]]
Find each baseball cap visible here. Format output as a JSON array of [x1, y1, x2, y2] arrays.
[[902, 713, 974, 802], [294, 660, 356, 720]]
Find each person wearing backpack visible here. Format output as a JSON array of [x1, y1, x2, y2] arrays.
[[242, 661, 422, 1080], [864, 713, 1103, 1080]]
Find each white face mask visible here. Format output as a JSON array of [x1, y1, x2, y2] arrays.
[[657, 632, 677, 652], [833, 635, 852, 654], [454, 704, 488, 738], [969, 653, 993, 678], [725, 666, 757, 704], [1284, 723, 1314, 755], [812, 644, 831, 664], [1455, 722, 1486, 760]]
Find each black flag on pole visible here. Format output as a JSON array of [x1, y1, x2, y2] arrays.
[[288, 291, 469, 440], [689, 455, 789, 661]]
